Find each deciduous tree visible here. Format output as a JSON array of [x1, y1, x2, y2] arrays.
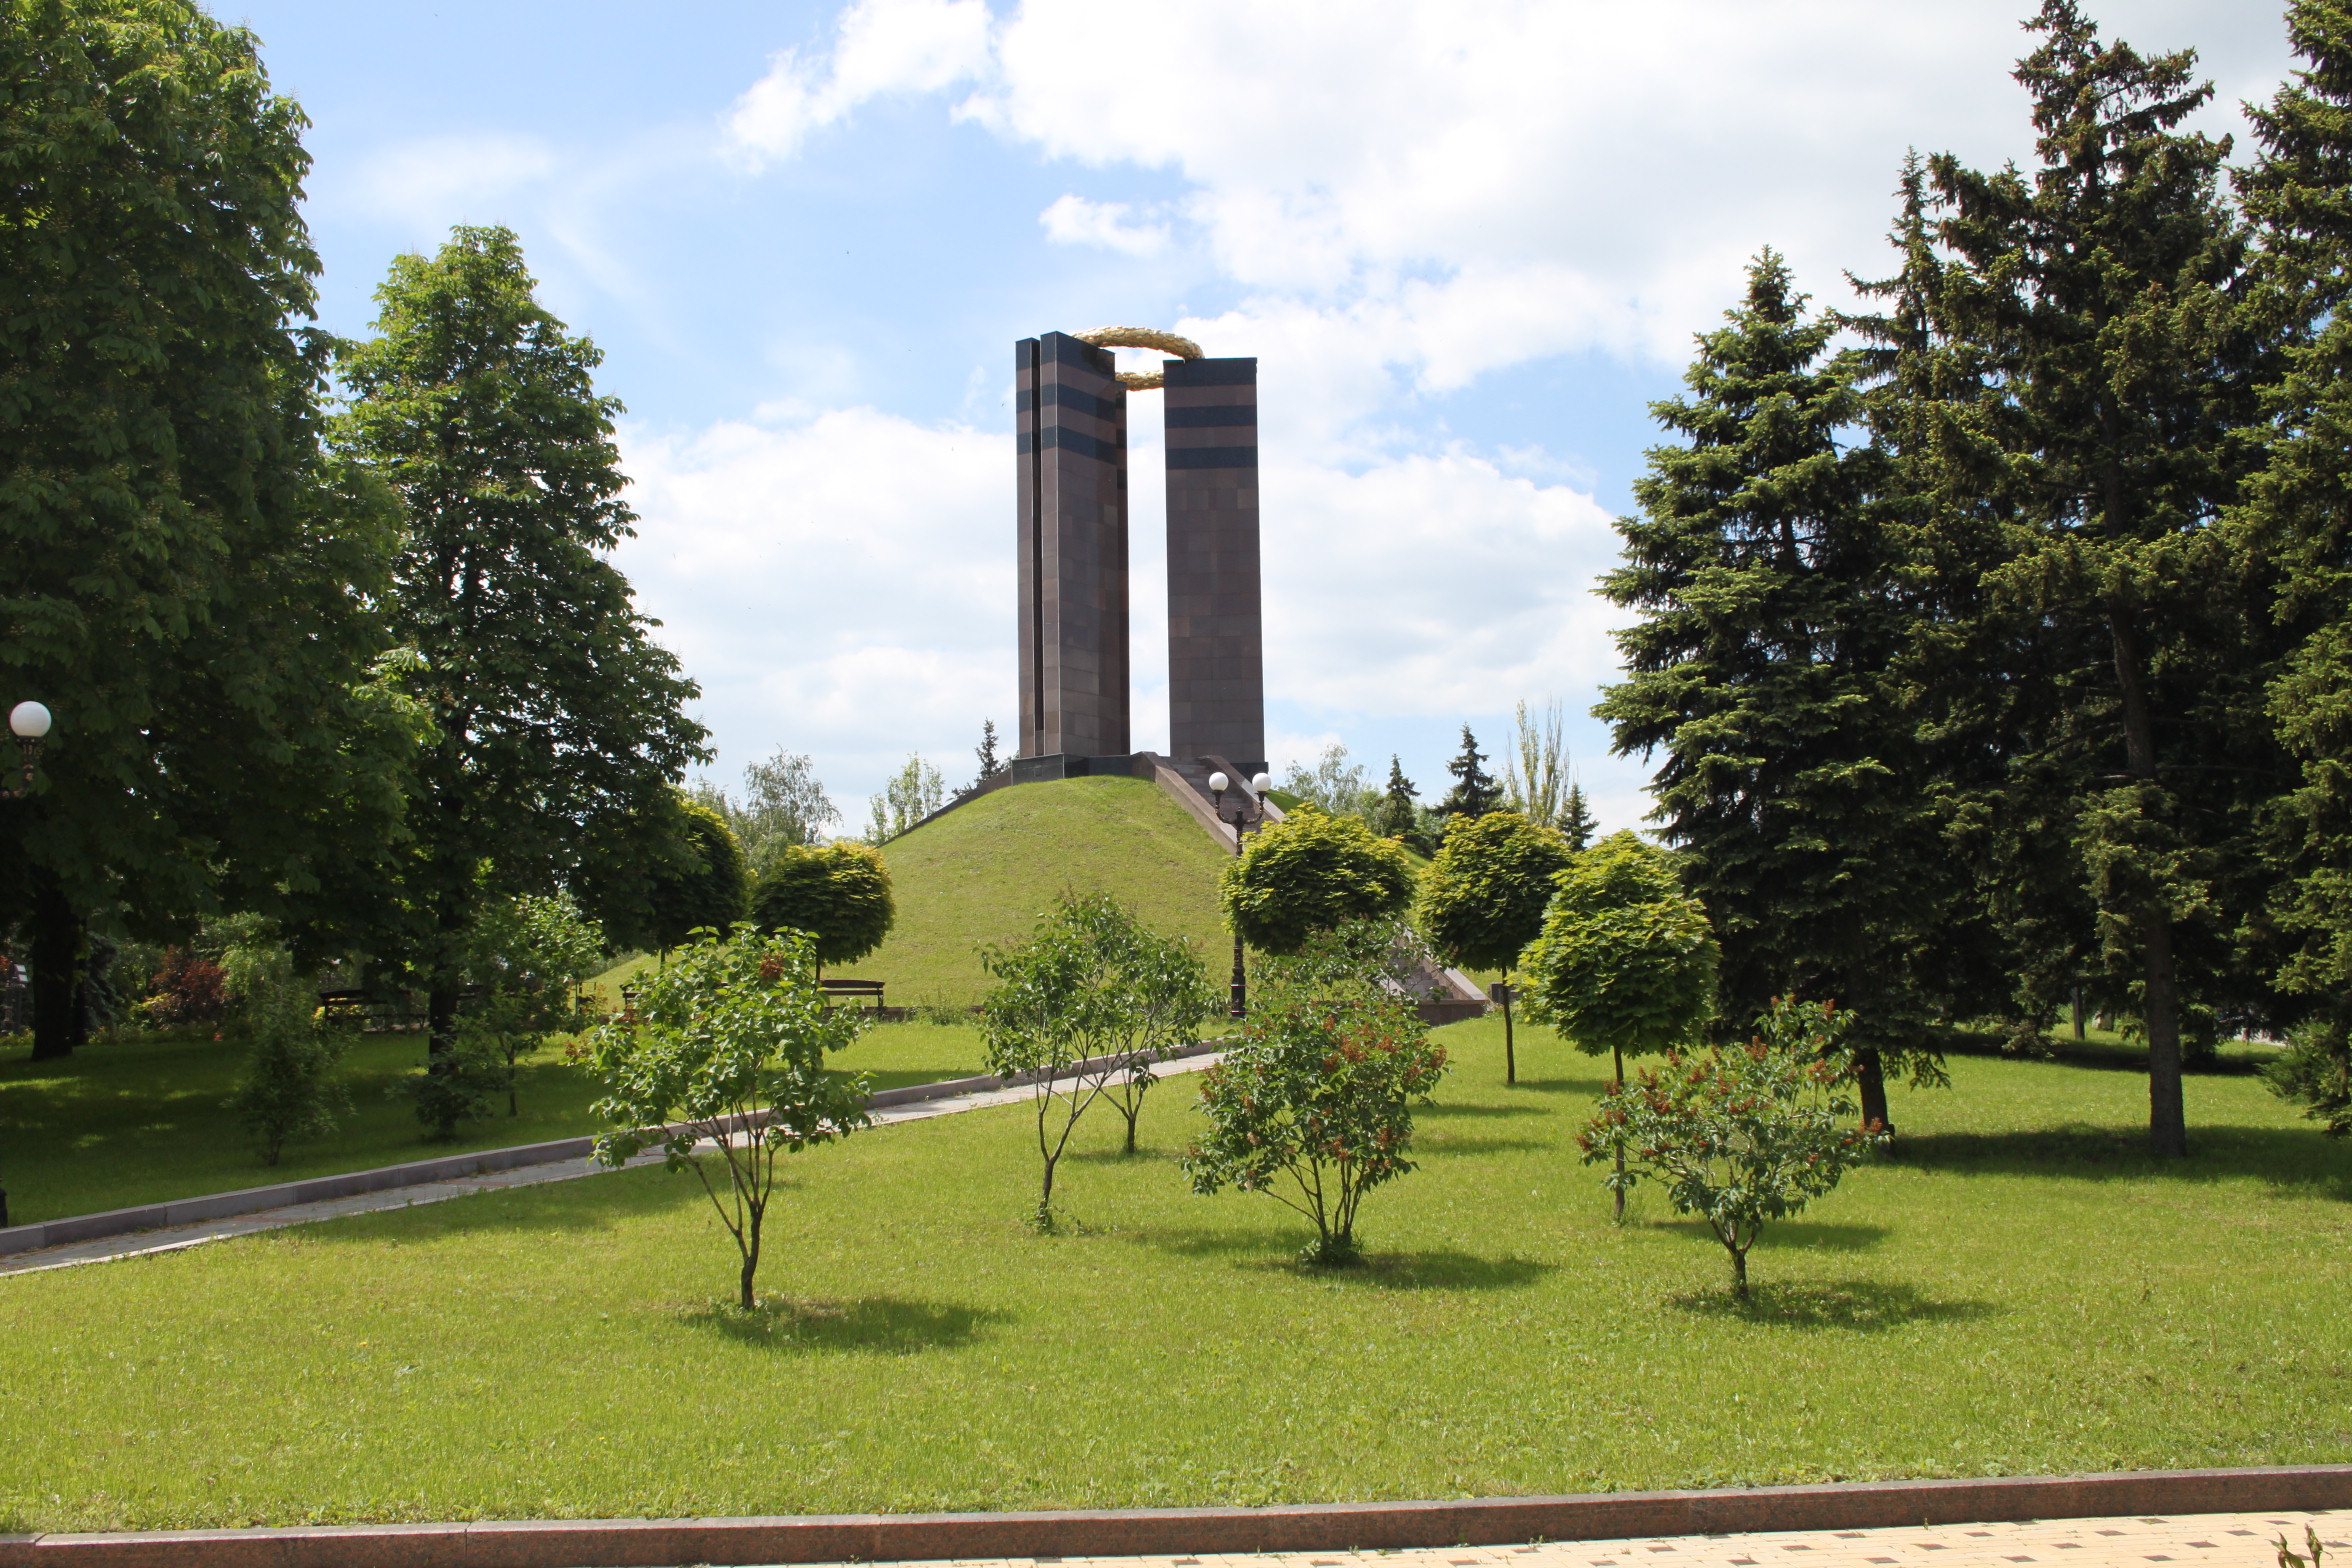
[[750, 842, 894, 974], [1417, 811, 1575, 1083], [1219, 809, 1415, 957]]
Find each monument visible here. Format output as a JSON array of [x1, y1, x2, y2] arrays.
[[1013, 326, 1265, 780]]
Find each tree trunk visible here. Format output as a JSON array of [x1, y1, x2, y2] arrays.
[[738, 1222, 761, 1310], [29, 871, 82, 1062], [1853, 1046, 1890, 1133], [2107, 607, 2187, 1159], [1502, 978, 1516, 1086], [2072, 987, 2087, 1042], [427, 984, 459, 1065], [1611, 1042, 1626, 1224], [1729, 1246, 1749, 1301]]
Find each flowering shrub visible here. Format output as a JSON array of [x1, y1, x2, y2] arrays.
[[1580, 997, 1887, 1299], [142, 947, 228, 1027], [1180, 994, 1448, 1265]]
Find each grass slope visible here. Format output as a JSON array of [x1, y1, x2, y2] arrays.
[[860, 776, 1234, 1006], [2, 1017, 2346, 1532]]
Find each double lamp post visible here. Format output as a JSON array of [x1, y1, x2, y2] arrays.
[[1207, 768, 1273, 1020]]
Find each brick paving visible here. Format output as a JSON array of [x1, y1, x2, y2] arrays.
[[836, 1512, 2340, 1568], [0, 1052, 1225, 1278]]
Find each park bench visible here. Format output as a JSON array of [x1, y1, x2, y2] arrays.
[[818, 977, 885, 1013]]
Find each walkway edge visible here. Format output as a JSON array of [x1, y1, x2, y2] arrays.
[[0, 1040, 1228, 1261], [1, 1465, 2345, 1568]]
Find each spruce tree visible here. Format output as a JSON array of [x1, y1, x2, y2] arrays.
[[2235, 0, 2352, 1124], [1371, 756, 1420, 841], [1598, 250, 1945, 1128], [336, 227, 706, 1063], [1558, 784, 1596, 853], [1914, 2, 2268, 1155], [1438, 726, 1502, 819]]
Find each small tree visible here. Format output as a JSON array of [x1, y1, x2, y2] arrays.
[[1220, 809, 1415, 957], [221, 940, 348, 1167], [1503, 698, 1571, 828], [1369, 756, 1424, 846], [973, 719, 1002, 784], [463, 890, 606, 1115], [590, 925, 870, 1309], [1521, 830, 1718, 1219], [1559, 784, 1596, 853], [1282, 743, 1378, 820], [751, 843, 895, 975], [1181, 985, 1449, 1266], [867, 754, 945, 841], [979, 893, 1218, 1225], [1418, 810, 1576, 1083], [1580, 998, 1889, 1299]]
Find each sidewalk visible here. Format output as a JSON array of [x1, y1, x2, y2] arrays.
[[839, 1511, 2333, 1568], [0, 1052, 1224, 1278]]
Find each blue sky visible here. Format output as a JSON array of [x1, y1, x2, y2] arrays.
[[229, 0, 2291, 831]]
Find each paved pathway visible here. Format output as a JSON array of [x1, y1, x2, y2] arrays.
[[0, 1054, 1223, 1278], [813, 1511, 2337, 1568]]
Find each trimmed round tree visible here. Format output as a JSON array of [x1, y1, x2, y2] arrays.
[[1520, 830, 1718, 1219], [1220, 808, 1416, 956], [644, 796, 750, 953], [1418, 810, 1576, 1084], [750, 842, 895, 974]]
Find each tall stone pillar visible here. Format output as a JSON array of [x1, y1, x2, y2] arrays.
[[1015, 332, 1130, 761], [1163, 356, 1265, 774]]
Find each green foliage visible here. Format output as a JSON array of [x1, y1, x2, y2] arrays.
[[0, 0, 418, 1054], [868, 755, 946, 842], [1181, 994, 1448, 1266], [1437, 725, 1503, 819], [1281, 744, 1377, 821], [2264, 1020, 2352, 1137], [460, 890, 605, 1116], [641, 796, 749, 953], [1368, 756, 1428, 848], [219, 938, 347, 1167], [333, 224, 705, 1051], [979, 892, 1220, 1222], [589, 925, 869, 1308], [1219, 809, 1415, 957], [1502, 699, 1573, 830], [1521, 832, 1719, 1065], [1558, 785, 1596, 853], [398, 1031, 504, 1141], [695, 749, 839, 873], [751, 842, 896, 969], [1579, 998, 1888, 1298], [1599, 250, 1948, 1124], [1417, 811, 1576, 975]]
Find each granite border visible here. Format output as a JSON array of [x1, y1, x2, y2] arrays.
[[0, 1465, 2345, 1568]]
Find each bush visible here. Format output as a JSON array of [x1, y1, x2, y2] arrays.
[[398, 1034, 504, 1141], [1219, 808, 1415, 957], [751, 842, 895, 970], [143, 946, 228, 1027], [2265, 1018, 2351, 1136], [220, 941, 348, 1166], [1181, 989, 1448, 1266], [1579, 998, 1887, 1299]]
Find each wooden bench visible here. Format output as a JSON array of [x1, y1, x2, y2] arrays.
[[819, 978, 886, 1012]]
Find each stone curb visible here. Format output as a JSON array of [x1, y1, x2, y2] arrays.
[[0, 1465, 2344, 1568], [0, 1041, 1227, 1261]]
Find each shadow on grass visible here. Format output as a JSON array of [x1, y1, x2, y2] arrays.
[[1413, 1135, 1551, 1157], [1133, 1226, 1553, 1290], [1888, 1124, 2352, 1195], [1416, 1101, 1548, 1120], [1653, 1218, 1891, 1253], [1667, 1277, 2002, 1331], [680, 1295, 1012, 1354], [1505, 1075, 1615, 1096]]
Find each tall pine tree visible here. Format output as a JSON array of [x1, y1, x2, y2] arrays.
[[1438, 726, 1502, 819], [1913, 1, 2268, 1155], [1599, 250, 1946, 1128]]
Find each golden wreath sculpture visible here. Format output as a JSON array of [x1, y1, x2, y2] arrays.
[[1075, 326, 1202, 389]]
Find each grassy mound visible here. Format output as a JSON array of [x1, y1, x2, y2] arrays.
[[857, 776, 1234, 1006]]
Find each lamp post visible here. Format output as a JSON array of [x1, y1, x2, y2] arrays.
[[0, 701, 46, 1227], [5, 701, 50, 797], [1209, 769, 1275, 1019]]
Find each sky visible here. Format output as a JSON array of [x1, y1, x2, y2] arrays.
[[228, 0, 2296, 834]]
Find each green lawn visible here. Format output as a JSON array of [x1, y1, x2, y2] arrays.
[[0, 1015, 998, 1227], [2, 1016, 2346, 1534], [858, 775, 1234, 1006]]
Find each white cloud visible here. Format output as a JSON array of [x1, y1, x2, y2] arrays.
[[726, 0, 991, 166], [1039, 194, 1170, 257], [614, 407, 1011, 799]]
